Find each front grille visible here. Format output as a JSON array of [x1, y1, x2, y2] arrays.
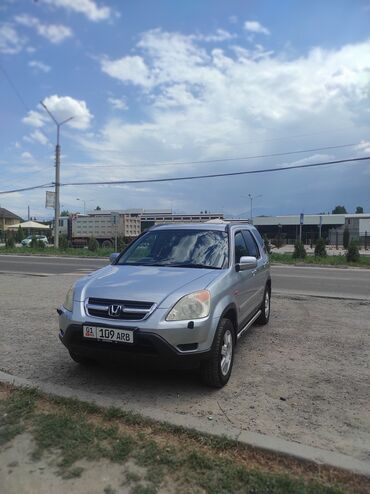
[[86, 297, 155, 321]]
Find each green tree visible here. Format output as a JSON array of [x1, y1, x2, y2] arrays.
[[88, 236, 99, 251], [293, 240, 306, 259], [346, 240, 360, 262], [263, 234, 271, 254], [332, 205, 347, 214], [343, 227, 350, 249], [355, 206, 364, 214], [30, 236, 38, 248], [314, 238, 327, 257], [5, 233, 15, 248], [15, 225, 24, 243], [60, 210, 70, 217], [59, 234, 69, 250], [95, 206, 101, 210]]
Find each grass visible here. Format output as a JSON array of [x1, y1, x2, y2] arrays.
[[1, 384, 369, 493], [270, 252, 370, 268], [0, 245, 113, 258]]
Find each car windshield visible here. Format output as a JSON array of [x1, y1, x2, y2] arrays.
[[117, 229, 229, 269]]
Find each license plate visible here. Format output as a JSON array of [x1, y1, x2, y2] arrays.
[[83, 325, 134, 344]]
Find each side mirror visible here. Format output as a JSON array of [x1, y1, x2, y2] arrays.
[[109, 253, 119, 264], [236, 256, 257, 271]]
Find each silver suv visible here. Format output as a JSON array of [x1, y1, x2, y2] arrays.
[[58, 223, 271, 387]]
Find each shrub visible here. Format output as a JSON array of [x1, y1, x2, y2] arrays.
[[117, 237, 126, 252], [59, 234, 69, 250], [15, 225, 25, 243], [343, 227, 350, 249], [314, 238, 327, 257], [271, 233, 285, 249], [293, 240, 306, 259], [346, 240, 360, 262], [88, 236, 99, 252], [5, 234, 15, 248], [263, 235, 271, 254], [30, 236, 38, 248], [37, 239, 46, 249]]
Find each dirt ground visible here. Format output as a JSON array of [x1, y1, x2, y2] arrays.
[[0, 273, 369, 462]]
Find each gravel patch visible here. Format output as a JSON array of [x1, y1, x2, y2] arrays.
[[1, 273, 369, 462]]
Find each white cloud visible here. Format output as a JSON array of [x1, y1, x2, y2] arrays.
[[244, 20, 270, 35], [40, 0, 112, 22], [101, 56, 152, 87], [15, 14, 72, 44], [29, 60, 51, 73], [22, 110, 46, 128], [93, 28, 370, 187], [0, 24, 25, 54], [21, 151, 33, 161], [107, 97, 127, 110], [194, 29, 236, 43], [29, 130, 49, 145]]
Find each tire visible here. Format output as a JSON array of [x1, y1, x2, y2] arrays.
[[200, 318, 235, 388], [69, 350, 96, 365], [256, 284, 271, 325], [102, 239, 113, 248]]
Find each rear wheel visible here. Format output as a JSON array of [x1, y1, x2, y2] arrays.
[[201, 318, 235, 388], [69, 350, 96, 365], [256, 285, 271, 325]]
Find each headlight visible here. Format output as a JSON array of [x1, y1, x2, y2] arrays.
[[166, 290, 210, 321], [63, 286, 74, 312]]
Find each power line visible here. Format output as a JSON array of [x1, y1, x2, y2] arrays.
[[62, 156, 369, 186], [0, 63, 30, 112], [1, 156, 368, 195], [65, 143, 358, 170], [0, 183, 53, 195]]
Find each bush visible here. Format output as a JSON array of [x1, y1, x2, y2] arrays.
[[346, 240, 360, 262], [263, 235, 271, 254], [88, 236, 99, 252], [314, 238, 327, 257], [59, 234, 69, 250], [5, 234, 15, 248], [293, 240, 306, 259], [343, 227, 350, 249], [37, 240, 46, 249], [117, 237, 126, 252], [30, 236, 38, 248], [15, 225, 24, 243], [271, 233, 285, 249]]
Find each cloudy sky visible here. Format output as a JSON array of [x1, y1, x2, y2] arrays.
[[1, 0, 370, 220]]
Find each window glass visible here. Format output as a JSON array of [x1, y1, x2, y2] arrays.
[[242, 230, 260, 259], [118, 229, 229, 269], [234, 232, 248, 263]]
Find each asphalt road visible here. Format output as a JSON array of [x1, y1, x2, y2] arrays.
[[0, 254, 369, 299]]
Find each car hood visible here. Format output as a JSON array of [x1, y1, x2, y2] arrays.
[[74, 264, 221, 308]]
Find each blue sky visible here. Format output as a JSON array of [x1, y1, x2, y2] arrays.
[[1, 0, 370, 220]]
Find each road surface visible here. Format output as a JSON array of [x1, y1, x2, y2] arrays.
[[0, 254, 369, 299]]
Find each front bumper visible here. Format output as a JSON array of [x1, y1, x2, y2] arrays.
[[58, 304, 217, 369], [59, 323, 211, 369]]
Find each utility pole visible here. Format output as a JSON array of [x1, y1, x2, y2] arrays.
[[40, 101, 73, 248]]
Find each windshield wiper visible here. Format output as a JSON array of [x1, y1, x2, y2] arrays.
[[162, 262, 221, 269]]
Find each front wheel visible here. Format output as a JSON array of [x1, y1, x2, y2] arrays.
[[200, 318, 235, 388], [256, 285, 271, 325]]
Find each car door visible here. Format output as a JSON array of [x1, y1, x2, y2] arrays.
[[233, 231, 258, 327], [242, 230, 266, 311]]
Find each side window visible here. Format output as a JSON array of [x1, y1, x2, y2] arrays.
[[242, 230, 261, 259], [234, 232, 248, 263]]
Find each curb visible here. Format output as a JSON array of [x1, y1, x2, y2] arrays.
[[0, 370, 369, 478]]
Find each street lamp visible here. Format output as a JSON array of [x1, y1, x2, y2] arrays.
[[40, 101, 73, 248], [247, 194, 262, 224], [76, 198, 94, 215]]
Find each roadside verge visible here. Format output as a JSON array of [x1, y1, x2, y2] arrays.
[[1, 370, 369, 479]]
